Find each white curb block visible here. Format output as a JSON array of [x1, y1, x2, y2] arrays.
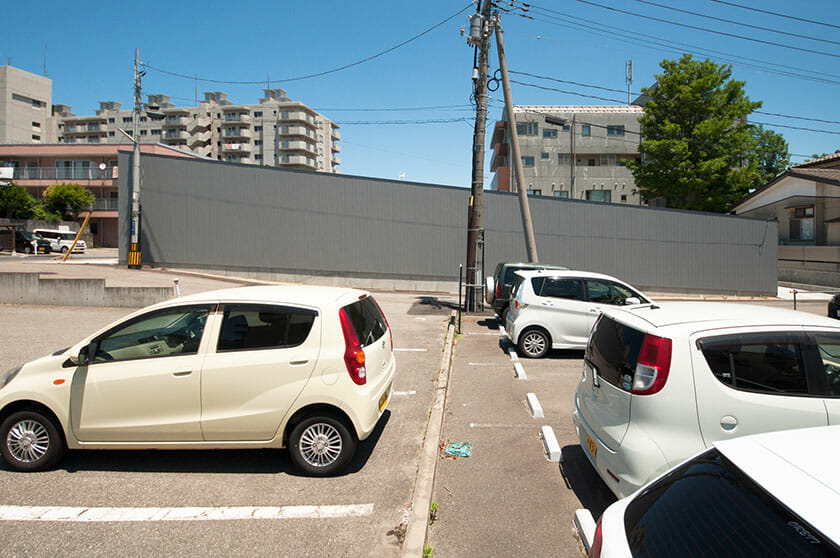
[[574, 509, 597, 554], [540, 425, 562, 462], [526, 393, 544, 418], [513, 361, 527, 380]]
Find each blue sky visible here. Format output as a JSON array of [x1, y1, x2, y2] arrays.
[[4, 0, 839, 187]]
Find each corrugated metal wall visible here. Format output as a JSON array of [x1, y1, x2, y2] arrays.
[[120, 153, 778, 295]]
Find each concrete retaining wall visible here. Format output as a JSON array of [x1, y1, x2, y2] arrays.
[[0, 272, 176, 307], [779, 245, 840, 288]]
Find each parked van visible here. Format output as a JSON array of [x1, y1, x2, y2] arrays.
[[0, 229, 52, 254], [33, 228, 86, 254]]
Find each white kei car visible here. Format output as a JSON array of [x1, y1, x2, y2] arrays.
[[574, 301, 840, 499], [578, 425, 840, 557], [505, 270, 650, 358], [0, 285, 396, 476]]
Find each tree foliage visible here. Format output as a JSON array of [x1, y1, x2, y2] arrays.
[[628, 55, 780, 213], [0, 183, 41, 219], [42, 183, 95, 220]]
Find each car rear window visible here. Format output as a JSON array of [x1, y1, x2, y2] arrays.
[[342, 296, 387, 347], [698, 332, 810, 395], [585, 315, 645, 390], [624, 449, 840, 557], [217, 304, 317, 352]]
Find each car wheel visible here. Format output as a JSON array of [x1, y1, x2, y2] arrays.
[[518, 328, 550, 358], [23, 246, 32, 254], [288, 415, 356, 476], [498, 305, 509, 324], [61, 246, 68, 254], [0, 411, 65, 472]]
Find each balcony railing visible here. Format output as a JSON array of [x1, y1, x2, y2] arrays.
[[4, 167, 116, 180], [92, 198, 120, 211]]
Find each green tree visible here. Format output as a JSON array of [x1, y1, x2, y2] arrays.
[[752, 125, 789, 186], [0, 183, 42, 219], [42, 183, 95, 220], [628, 54, 762, 212]]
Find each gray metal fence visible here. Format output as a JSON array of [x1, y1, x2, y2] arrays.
[[119, 153, 777, 295]]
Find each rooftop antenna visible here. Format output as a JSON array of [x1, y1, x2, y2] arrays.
[[625, 60, 633, 105], [43, 44, 48, 77]]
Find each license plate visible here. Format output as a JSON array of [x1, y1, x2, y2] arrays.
[[585, 433, 598, 461], [378, 384, 391, 413]]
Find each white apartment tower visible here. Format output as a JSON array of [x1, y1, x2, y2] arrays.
[[0, 65, 58, 144], [57, 89, 341, 173]]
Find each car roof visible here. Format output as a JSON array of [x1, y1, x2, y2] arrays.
[[499, 262, 569, 271], [714, 426, 840, 542], [601, 301, 840, 332], [161, 285, 369, 308], [513, 269, 625, 282]]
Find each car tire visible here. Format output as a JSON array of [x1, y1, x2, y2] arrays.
[[23, 246, 32, 254], [498, 305, 509, 324], [288, 414, 356, 476], [518, 328, 550, 359], [61, 246, 69, 254], [0, 411, 66, 472]]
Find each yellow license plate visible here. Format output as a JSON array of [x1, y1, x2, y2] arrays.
[[379, 385, 391, 413], [585, 433, 598, 461]]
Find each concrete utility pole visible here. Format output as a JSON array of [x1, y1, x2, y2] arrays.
[[128, 48, 142, 269], [464, 0, 492, 312], [494, 15, 538, 263]]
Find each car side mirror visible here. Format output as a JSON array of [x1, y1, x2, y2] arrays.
[[63, 343, 95, 367], [624, 297, 641, 305]]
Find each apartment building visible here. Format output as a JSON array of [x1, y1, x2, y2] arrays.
[[57, 89, 341, 173], [0, 143, 201, 247], [490, 105, 643, 204], [0, 66, 57, 144]]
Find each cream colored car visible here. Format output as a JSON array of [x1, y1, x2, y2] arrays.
[[0, 286, 395, 475]]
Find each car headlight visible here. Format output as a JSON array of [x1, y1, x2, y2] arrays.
[[1, 365, 22, 389]]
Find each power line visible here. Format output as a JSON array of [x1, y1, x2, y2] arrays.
[[751, 121, 840, 136], [508, 4, 840, 86], [755, 111, 840, 126], [509, 70, 636, 96], [313, 104, 474, 112], [570, 0, 840, 60], [635, 0, 840, 47], [337, 117, 473, 125], [509, 79, 628, 105], [141, 2, 473, 85], [707, 0, 840, 32]]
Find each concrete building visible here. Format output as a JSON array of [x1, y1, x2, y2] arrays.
[[0, 143, 201, 247], [57, 89, 341, 173], [0, 66, 57, 144], [490, 105, 643, 204]]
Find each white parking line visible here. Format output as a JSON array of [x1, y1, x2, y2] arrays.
[[394, 390, 417, 396], [0, 504, 374, 522], [468, 362, 499, 366], [466, 332, 503, 336], [469, 423, 535, 429], [394, 348, 427, 352]]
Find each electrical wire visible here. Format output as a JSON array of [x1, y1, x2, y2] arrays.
[[635, 0, 840, 47], [141, 2, 474, 85], [706, 0, 840, 32], [337, 118, 473, 126], [570, 0, 840, 59]]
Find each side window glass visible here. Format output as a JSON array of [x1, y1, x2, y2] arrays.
[[813, 333, 840, 396], [541, 278, 583, 300], [699, 333, 809, 395], [94, 305, 210, 363], [529, 277, 545, 296], [217, 304, 317, 352]]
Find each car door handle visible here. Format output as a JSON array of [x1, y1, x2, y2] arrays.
[[589, 308, 599, 313], [173, 370, 192, 377], [290, 360, 309, 366]]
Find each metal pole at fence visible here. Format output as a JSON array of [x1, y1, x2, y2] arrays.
[[458, 264, 463, 333], [792, 289, 798, 311]]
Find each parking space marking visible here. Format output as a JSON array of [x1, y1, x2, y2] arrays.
[[466, 332, 502, 336], [468, 362, 499, 366], [513, 361, 527, 380], [394, 348, 427, 352], [0, 504, 375, 522], [469, 423, 535, 429], [526, 393, 544, 418], [394, 390, 417, 396]]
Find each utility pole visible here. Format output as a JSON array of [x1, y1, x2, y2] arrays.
[[570, 115, 576, 199], [494, 14, 538, 263], [128, 48, 142, 269], [464, 0, 492, 312], [626, 60, 633, 105]]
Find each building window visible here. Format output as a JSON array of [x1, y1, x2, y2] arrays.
[[255, 126, 262, 132], [607, 125, 625, 136], [108, 118, 115, 123], [527, 189, 542, 196], [123, 117, 133, 123], [541, 152, 549, 159], [581, 125, 591, 136], [254, 111, 263, 117], [151, 129, 161, 135], [108, 131, 115, 137], [543, 129, 557, 138], [554, 191, 569, 198], [255, 140, 262, 146], [621, 194, 627, 202], [140, 130, 147, 136], [140, 116, 147, 122], [515, 122, 538, 136], [587, 158, 598, 167], [255, 154, 262, 161], [522, 156, 535, 167], [558, 153, 570, 166], [586, 190, 611, 202], [32, 135, 41, 142], [790, 206, 815, 241]]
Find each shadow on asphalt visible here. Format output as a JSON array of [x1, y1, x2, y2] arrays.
[[40, 411, 392, 477], [408, 296, 460, 315], [559, 445, 617, 520]]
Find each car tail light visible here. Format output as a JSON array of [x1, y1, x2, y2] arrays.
[[589, 516, 603, 558], [372, 297, 393, 352], [495, 281, 501, 299], [339, 308, 366, 385], [631, 333, 672, 395]]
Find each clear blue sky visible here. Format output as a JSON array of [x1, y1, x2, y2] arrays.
[[4, 0, 839, 187]]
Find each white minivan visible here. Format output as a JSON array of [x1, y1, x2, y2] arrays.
[[32, 228, 86, 254]]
